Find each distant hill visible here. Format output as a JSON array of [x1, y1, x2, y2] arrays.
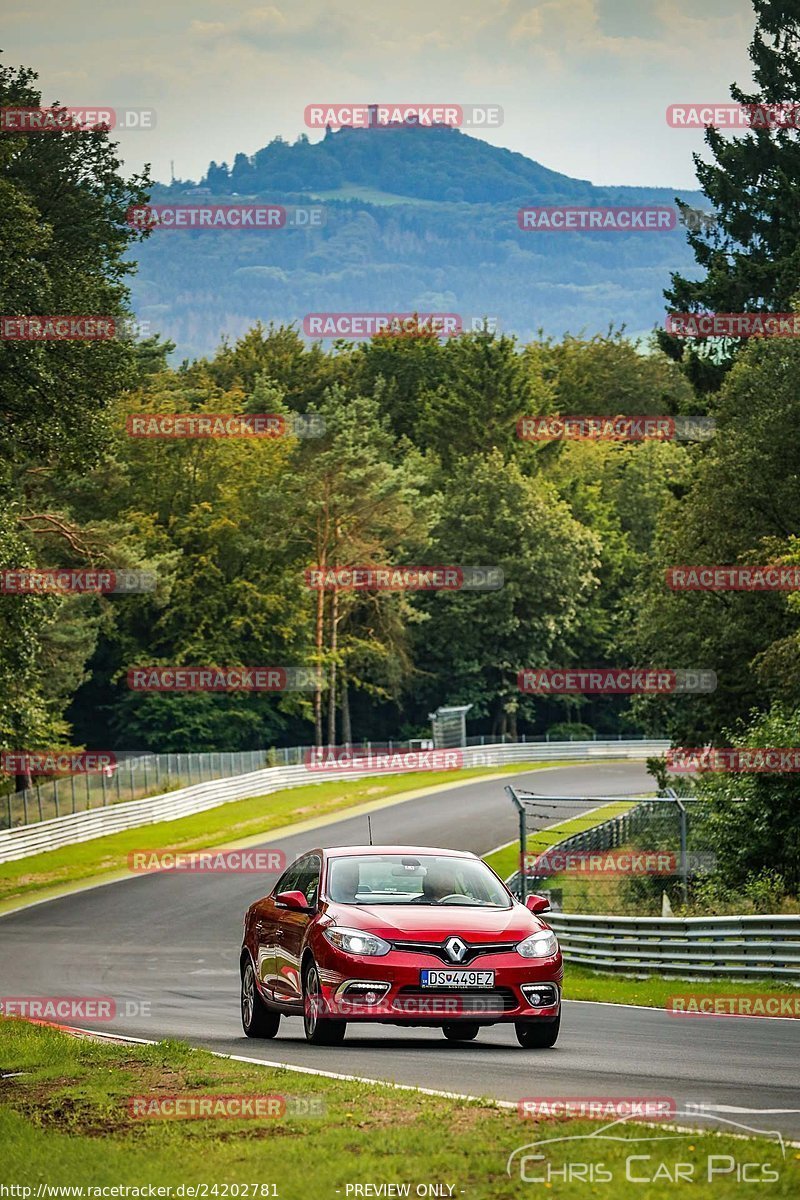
[[130, 124, 707, 360]]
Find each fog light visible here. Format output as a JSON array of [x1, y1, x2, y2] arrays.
[[521, 984, 558, 1007], [339, 981, 390, 1004]]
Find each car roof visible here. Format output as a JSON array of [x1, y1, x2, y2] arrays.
[[320, 845, 479, 859]]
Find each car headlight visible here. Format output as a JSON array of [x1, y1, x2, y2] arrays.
[[323, 926, 391, 956], [516, 930, 559, 958]]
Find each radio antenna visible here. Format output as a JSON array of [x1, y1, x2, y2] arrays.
[[367, 815, 373, 845]]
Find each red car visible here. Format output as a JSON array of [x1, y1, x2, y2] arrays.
[[240, 845, 562, 1048]]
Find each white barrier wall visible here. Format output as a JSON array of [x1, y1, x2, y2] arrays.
[[0, 739, 668, 863]]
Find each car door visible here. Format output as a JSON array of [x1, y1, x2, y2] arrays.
[[272, 853, 321, 1005], [253, 860, 304, 997]]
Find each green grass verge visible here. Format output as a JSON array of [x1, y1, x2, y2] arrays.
[[0, 763, 567, 911], [564, 964, 800, 1008], [2, 1020, 797, 1197], [483, 797, 639, 880]]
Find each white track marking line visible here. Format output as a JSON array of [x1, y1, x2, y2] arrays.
[[564, 998, 800, 1022], [50, 1024, 800, 1147]]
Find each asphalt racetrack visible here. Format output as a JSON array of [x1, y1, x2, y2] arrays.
[[2, 762, 798, 1138]]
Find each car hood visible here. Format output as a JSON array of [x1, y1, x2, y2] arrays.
[[324, 902, 545, 941]]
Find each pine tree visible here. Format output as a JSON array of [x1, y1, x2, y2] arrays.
[[659, 0, 800, 392]]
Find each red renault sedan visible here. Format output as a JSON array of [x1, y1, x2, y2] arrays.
[[240, 845, 562, 1047]]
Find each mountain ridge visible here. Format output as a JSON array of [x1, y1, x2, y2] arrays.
[[131, 125, 707, 359]]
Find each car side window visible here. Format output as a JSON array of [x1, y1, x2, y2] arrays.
[[273, 860, 303, 897], [296, 855, 321, 908]]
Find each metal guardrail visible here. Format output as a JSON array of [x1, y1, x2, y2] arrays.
[[0, 738, 667, 864], [547, 912, 800, 979], [504, 791, 800, 980]]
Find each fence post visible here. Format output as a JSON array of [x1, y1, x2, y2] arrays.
[[54, 779, 60, 817], [7, 790, 12, 828], [36, 784, 43, 821], [71, 774, 77, 814], [22, 789, 28, 825]]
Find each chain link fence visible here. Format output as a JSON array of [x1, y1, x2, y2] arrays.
[[0, 739, 430, 830], [507, 786, 715, 916]]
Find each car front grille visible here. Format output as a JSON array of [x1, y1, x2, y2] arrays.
[[393, 986, 518, 1013], [390, 939, 518, 965]]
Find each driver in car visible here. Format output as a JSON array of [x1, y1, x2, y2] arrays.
[[417, 863, 460, 903]]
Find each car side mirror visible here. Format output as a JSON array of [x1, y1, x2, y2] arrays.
[[275, 889, 312, 912], [525, 894, 551, 914]]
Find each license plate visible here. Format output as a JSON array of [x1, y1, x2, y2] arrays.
[[420, 969, 495, 988]]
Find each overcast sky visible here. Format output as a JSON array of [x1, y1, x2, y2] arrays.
[[4, 0, 757, 188]]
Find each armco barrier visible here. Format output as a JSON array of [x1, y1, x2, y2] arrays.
[[0, 739, 667, 864], [547, 912, 800, 980]]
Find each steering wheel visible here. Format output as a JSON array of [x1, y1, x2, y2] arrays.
[[410, 892, 464, 904]]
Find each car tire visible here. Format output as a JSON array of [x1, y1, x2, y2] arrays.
[[303, 961, 347, 1045], [442, 1022, 480, 1042], [515, 1014, 560, 1048], [241, 958, 281, 1038]]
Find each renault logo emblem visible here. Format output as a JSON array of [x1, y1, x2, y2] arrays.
[[444, 936, 468, 963]]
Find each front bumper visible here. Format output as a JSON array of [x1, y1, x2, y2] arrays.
[[315, 946, 563, 1024]]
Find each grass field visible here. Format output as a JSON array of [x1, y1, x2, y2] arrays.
[[2, 1020, 797, 1199], [565, 964, 800, 1009], [0, 762, 567, 912]]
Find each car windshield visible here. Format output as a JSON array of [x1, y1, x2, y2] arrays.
[[326, 854, 511, 907]]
